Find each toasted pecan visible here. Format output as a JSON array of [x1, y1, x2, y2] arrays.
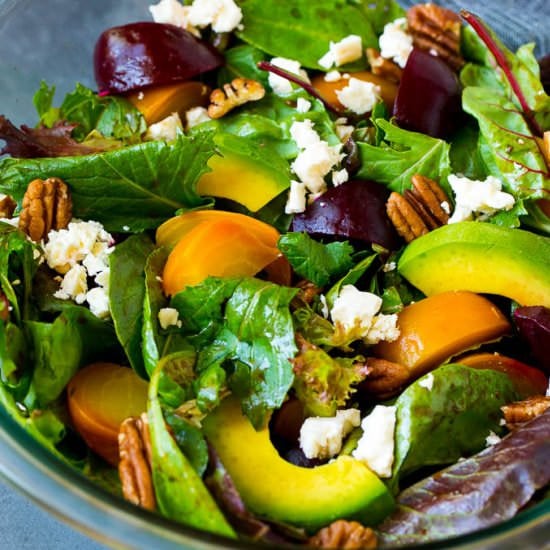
[[366, 48, 403, 84], [361, 357, 411, 400], [208, 78, 265, 119], [18, 177, 72, 242], [0, 194, 17, 219], [308, 520, 378, 549], [407, 3, 464, 71], [118, 413, 156, 511], [501, 396, 550, 430], [386, 175, 451, 243]]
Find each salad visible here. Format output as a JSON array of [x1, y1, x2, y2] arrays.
[[0, 0, 549, 548]]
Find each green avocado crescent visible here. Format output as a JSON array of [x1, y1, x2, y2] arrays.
[[398, 222, 550, 307], [203, 397, 395, 532]]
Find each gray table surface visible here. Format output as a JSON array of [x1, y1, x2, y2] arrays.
[[0, 0, 549, 548]]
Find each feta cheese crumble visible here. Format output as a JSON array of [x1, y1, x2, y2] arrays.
[[185, 106, 211, 130], [145, 112, 183, 141], [158, 307, 183, 329], [324, 70, 342, 83], [332, 168, 349, 187], [318, 35, 363, 69], [187, 0, 243, 33], [285, 119, 344, 213], [149, 0, 199, 36], [44, 220, 114, 318], [335, 77, 381, 115], [418, 372, 435, 391], [300, 409, 361, 459], [296, 97, 312, 113], [379, 17, 413, 68], [485, 430, 501, 446], [447, 175, 515, 223], [352, 405, 397, 478], [268, 57, 310, 96], [330, 285, 400, 344], [284, 180, 308, 214]]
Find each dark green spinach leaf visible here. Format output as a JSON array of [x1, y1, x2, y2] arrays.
[[238, 0, 377, 69], [278, 232, 354, 287], [109, 234, 155, 377], [391, 364, 520, 488], [356, 119, 451, 193], [0, 133, 216, 232]]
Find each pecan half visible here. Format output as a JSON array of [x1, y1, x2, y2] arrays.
[[407, 3, 464, 71], [366, 48, 402, 84], [0, 194, 17, 219], [18, 177, 72, 242], [536, 130, 550, 168], [361, 357, 411, 400], [386, 175, 451, 243], [308, 520, 378, 549], [208, 78, 265, 119], [501, 396, 550, 430], [118, 413, 156, 511]]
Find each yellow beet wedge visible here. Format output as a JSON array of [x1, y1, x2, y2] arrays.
[[374, 291, 511, 377], [203, 397, 395, 532], [398, 222, 550, 307]]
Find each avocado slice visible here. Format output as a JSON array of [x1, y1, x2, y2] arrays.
[[398, 222, 550, 307], [203, 397, 394, 532], [196, 133, 290, 212]]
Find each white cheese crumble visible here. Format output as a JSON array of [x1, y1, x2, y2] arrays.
[[382, 261, 396, 272], [485, 430, 501, 446], [296, 97, 312, 113], [145, 112, 183, 142], [300, 409, 361, 459], [268, 57, 310, 96], [54, 264, 88, 304], [284, 180, 308, 214], [418, 372, 435, 391], [43, 220, 113, 274], [336, 77, 381, 115], [187, 0, 243, 33], [86, 285, 110, 319], [334, 117, 354, 142], [332, 168, 349, 187], [324, 70, 342, 83], [158, 307, 183, 329], [43, 220, 114, 318], [447, 175, 515, 223], [290, 119, 321, 150], [291, 141, 343, 194], [318, 35, 363, 69], [352, 405, 397, 478], [0, 216, 19, 228], [149, 0, 199, 36], [330, 284, 400, 344], [379, 17, 413, 68], [185, 106, 211, 130]]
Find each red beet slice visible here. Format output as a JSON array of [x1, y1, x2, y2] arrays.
[[291, 179, 400, 250], [94, 22, 224, 95], [393, 48, 462, 139], [513, 306, 550, 374]]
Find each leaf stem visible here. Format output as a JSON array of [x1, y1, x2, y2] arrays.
[[257, 61, 343, 114], [460, 10, 543, 137]]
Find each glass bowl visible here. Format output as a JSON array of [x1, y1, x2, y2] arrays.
[[0, 0, 548, 548]]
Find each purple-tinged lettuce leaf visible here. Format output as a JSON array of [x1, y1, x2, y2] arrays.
[[378, 408, 550, 546], [0, 115, 104, 158]]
